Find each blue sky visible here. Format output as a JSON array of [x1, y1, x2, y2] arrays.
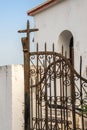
[[0, 0, 44, 65]]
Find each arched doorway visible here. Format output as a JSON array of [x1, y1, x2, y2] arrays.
[[58, 30, 74, 66]]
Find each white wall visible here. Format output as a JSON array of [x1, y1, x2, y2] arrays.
[[0, 65, 24, 130], [12, 65, 24, 130], [33, 0, 87, 77], [0, 66, 12, 130]]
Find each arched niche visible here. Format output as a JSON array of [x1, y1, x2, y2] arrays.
[[58, 30, 74, 65]]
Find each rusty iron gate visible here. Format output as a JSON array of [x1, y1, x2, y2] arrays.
[[18, 21, 87, 130]]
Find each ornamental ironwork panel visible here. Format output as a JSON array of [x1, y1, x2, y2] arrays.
[[29, 44, 87, 130], [18, 21, 87, 130]]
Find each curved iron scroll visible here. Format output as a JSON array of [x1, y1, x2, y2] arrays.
[[30, 52, 87, 87]]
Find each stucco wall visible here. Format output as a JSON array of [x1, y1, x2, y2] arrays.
[[0, 65, 24, 130], [0, 66, 12, 130], [33, 0, 87, 77], [12, 65, 24, 130]]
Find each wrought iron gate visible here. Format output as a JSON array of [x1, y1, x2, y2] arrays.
[[19, 21, 87, 130]]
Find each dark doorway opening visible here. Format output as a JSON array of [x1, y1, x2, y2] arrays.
[[69, 36, 74, 66]]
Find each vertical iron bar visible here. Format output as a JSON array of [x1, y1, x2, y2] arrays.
[[61, 45, 64, 129], [53, 44, 58, 130], [39, 67, 42, 130], [48, 54, 52, 130], [37, 43, 40, 129], [80, 56, 84, 130], [35, 77, 38, 130], [44, 43, 48, 130], [36, 43, 39, 130], [63, 63, 65, 130], [60, 55, 63, 130], [63, 52, 66, 130], [31, 78, 33, 128], [65, 52, 68, 130], [62, 45, 66, 130]]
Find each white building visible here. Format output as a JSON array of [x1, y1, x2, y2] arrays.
[[27, 1, 87, 129], [1, 0, 87, 129], [28, 0, 87, 77]]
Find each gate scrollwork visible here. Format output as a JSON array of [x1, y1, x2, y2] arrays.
[[30, 51, 87, 130]]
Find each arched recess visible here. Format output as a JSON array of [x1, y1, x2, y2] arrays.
[[58, 30, 74, 66]]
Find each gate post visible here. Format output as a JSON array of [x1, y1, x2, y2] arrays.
[[22, 37, 30, 130], [18, 20, 38, 130], [19, 21, 30, 130]]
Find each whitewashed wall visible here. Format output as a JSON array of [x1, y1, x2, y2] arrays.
[[33, 0, 87, 77], [0, 66, 12, 130], [0, 65, 24, 130], [12, 65, 24, 130]]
